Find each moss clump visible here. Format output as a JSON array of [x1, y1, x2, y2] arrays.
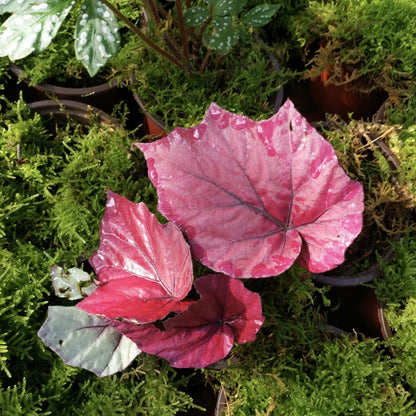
[[210, 269, 415, 415], [314, 117, 414, 275], [0, 97, 202, 414], [373, 234, 416, 392], [128, 36, 285, 129]]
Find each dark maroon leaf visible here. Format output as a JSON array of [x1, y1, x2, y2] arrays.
[[137, 99, 364, 277], [77, 191, 193, 322], [113, 274, 264, 368]]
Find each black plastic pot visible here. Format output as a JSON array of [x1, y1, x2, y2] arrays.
[[313, 130, 405, 287], [27, 99, 121, 128], [10, 64, 124, 114], [9, 64, 144, 134]]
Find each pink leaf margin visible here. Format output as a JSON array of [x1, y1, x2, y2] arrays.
[[112, 274, 265, 368], [137, 99, 364, 278], [77, 190, 194, 322]]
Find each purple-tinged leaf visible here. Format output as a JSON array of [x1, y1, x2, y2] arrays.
[[137, 99, 364, 278], [114, 275, 264, 368], [38, 306, 141, 377], [77, 191, 194, 322], [51, 266, 97, 300]]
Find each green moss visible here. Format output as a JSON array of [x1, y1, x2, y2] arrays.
[[0, 95, 200, 415], [211, 270, 415, 414], [387, 124, 416, 195], [386, 298, 416, 390], [128, 36, 285, 128], [373, 235, 416, 306], [290, 0, 416, 106], [372, 234, 416, 392]]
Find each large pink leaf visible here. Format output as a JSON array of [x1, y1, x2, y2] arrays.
[[137, 99, 364, 278], [114, 274, 265, 368], [77, 191, 193, 322]]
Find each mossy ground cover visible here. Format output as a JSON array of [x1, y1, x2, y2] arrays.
[[0, 80, 416, 415], [0, 96, 202, 415]]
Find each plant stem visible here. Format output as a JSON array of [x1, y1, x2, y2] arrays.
[[99, 0, 188, 72], [175, 0, 190, 64], [144, 0, 189, 70]]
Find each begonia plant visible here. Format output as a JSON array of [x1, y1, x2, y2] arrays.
[[38, 99, 364, 376], [0, 0, 280, 76]]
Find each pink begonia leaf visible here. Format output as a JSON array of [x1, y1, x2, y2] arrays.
[[113, 274, 265, 368], [77, 191, 193, 322], [136, 99, 364, 278]]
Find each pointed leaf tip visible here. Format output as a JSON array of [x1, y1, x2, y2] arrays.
[[78, 191, 193, 322]]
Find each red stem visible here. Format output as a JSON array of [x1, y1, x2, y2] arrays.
[[175, 0, 190, 63]]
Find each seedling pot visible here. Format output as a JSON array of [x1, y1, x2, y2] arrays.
[[322, 286, 386, 338], [131, 34, 284, 137], [10, 63, 126, 115], [313, 127, 408, 287], [27, 99, 121, 128], [309, 64, 387, 120], [133, 92, 167, 137]]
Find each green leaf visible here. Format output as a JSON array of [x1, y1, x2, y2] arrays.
[[0, 0, 32, 14], [0, 0, 75, 60], [216, 0, 236, 16], [51, 265, 97, 301], [229, 0, 249, 15], [213, 14, 232, 30], [184, 7, 211, 27], [38, 306, 141, 377], [241, 4, 280, 27], [209, 27, 239, 52], [207, 0, 236, 16], [75, 0, 120, 77]]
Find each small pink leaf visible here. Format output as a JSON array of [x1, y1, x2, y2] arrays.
[[114, 274, 265, 368], [137, 99, 364, 277], [77, 191, 193, 322]]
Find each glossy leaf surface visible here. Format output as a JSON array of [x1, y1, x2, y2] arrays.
[[75, 0, 120, 77], [77, 191, 193, 322], [51, 265, 97, 300], [0, 0, 74, 60], [0, 0, 29, 13], [38, 306, 141, 377], [137, 99, 364, 278], [115, 274, 264, 368]]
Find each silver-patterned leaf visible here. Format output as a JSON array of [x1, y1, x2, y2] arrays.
[[184, 7, 211, 27], [38, 306, 141, 377], [0, 0, 75, 60], [208, 27, 239, 52], [240, 4, 280, 27], [0, 0, 32, 14], [75, 0, 120, 77], [51, 265, 97, 300]]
